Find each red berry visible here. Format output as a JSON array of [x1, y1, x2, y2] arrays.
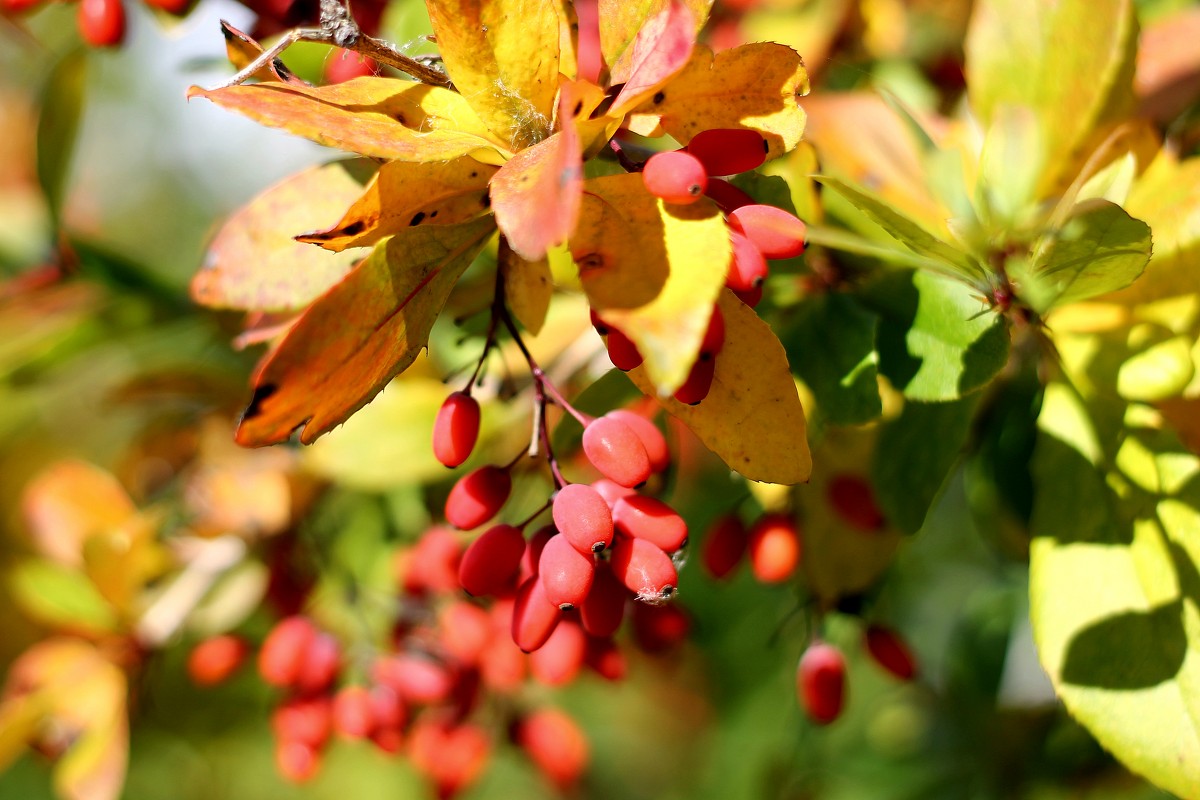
[[332, 685, 375, 739], [529, 619, 587, 685], [187, 634, 249, 687], [609, 536, 677, 601], [747, 513, 801, 583], [445, 465, 511, 529], [368, 684, 407, 730], [579, 561, 627, 638], [591, 478, 636, 508], [642, 151, 708, 204], [702, 514, 747, 579], [612, 495, 688, 552], [728, 204, 808, 259], [409, 719, 491, 800], [797, 642, 846, 724], [538, 534, 596, 609], [584, 636, 627, 681], [433, 391, 481, 468], [827, 474, 886, 531], [516, 708, 590, 790], [512, 575, 562, 652], [673, 355, 716, 406], [1, 0, 45, 13], [372, 654, 454, 705], [458, 523, 526, 596], [704, 178, 755, 213], [370, 726, 404, 754], [686, 129, 767, 176], [734, 283, 764, 307], [552, 483, 614, 554], [604, 326, 644, 371], [402, 526, 462, 594], [324, 48, 377, 83], [726, 229, 769, 293], [699, 305, 726, 357], [142, 0, 188, 15], [295, 632, 341, 694], [606, 410, 670, 473], [77, 0, 125, 47], [582, 414, 652, 488], [275, 739, 321, 784], [271, 695, 333, 747], [631, 601, 689, 652], [519, 525, 556, 582], [439, 601, 493, 664], [864, 625, 918, 681], [259, 616, 317, 688]]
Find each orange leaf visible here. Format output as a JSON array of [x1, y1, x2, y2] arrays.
[[188, 78, 509, 163], [236, 216, 497, 446], [599, 0, 712, 85], [219, 20, 304, 85], [194, 160, 372, 311], [297, 157, 497, 253], [22, 461, 135, 567], [608, 0, 696, 117]]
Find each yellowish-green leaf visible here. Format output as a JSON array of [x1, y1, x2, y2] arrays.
[[188, 78, 508, 163], [426, 0, 560, 150], [500, 244, 553, 335], [634, 43, 809, 161], [1117, 335, 1194, 402], [628, 290, 811, 484], [599, 0, 711, 84], [9, 559, 120, 634], [236, 216, 497, 446], [194, 161, 372, 311], [297, 157, 496, 253], [572, 173, 729, 393]]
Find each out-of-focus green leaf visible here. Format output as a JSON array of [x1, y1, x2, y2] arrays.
[[37, 49, 87, 220], [862, 270, 1009, 401], [785, 293, 881, 425], [9, 560, 119, 634]]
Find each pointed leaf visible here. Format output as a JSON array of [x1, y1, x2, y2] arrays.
[[599, 0, 712, 84], [634, 43, 808, 161], [219, 20, 303, 84], [425, 0, 560, 150], [297, 157, 497, 253], [188, 78, 508, 163], [194, 161, 373, 311], [572, 173, 730, 393], [608, 0, 696, 117], [784, 293, 882, 426], [36, 50, 87, 221], [500, 245, 553, 335], [236, 216, 497, 446], [627, 290, 811, 484]]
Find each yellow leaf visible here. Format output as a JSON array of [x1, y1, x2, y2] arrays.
[[628, 291, 812, 484], [297, 157, 497, 253], [553, 0, 579, 81], [634, 43, 809, 161], [22, 461, 135, 567], [500, 243, 553, 335], [426, 0, 561, 150], [599, 0, 712, 84], [571, 173, 730, 393], [188, 78, 509, 163]]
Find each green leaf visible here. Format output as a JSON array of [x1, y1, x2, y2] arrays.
[[784, 293, 881, 426], [9, 559, 120, 634], [815, 176, 985, 283], [37, 50, 88, 221], [862, 270, 1010, 401], [872, 395, 981, 534], [235, 216, 497, 446], [1030, 382, 1200, 799], [1020, 199, 1152, 312]]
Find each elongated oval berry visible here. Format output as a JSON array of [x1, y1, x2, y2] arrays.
[[187, 634, 249, 687], [459, 523, 526, 596], [673, 355, 716, 406], [272, 695, 333, 746], [704, 178, 754, 213], [702, 514, 747, 579], [729, 204, 808, 259], [439, 601, 493, 664], [699, 305, 725, 357], [606, 410, 670, 473], [295, 632, 341, 694], [579, 562, 627, 638], [529, 619, 587, 685], [77, 0, 125, 47], [686, 128, 767, 176], [332, 685, 375, 739], [748, 513, 801, 583], [368, 685, 406, 731], [552, 484, 614, 554], [433, 391, 481, 468], [827, 474, 886, 531], [864, 625, 918, 681], [513, 575, 562, 652], [642, 150, 708, 204], [402, 526, 462, 594], [727, 230, 769, 293], [797, 642, 846, 724], [610, 536, 677, 601], [259, 616, 318, 688], [538, 534, 596, 609], [517, 708, 590, 790], [372, 654, 454, 705], [591, 478, 636, 508], [604, 326, 644, 371], [520, 525, 556, 582], [582, 415, 652, 488], [613, 495, 688, 552], [631, 601, 689, 652], [445, 465, 511, 529]]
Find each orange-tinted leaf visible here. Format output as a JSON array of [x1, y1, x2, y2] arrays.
[[628, 290, 811, 484], [609, 0, 696, 116], [599, 0, 712, 84], [426, 0, 560, 150], [236, 216, 497, 446], [188, 78, 508, 163], [635, 43, 809, 160], [297, 157, 497, 252], [22, 460, 135, 567], [219, 20, 303, 85], [500, 244, 553, 335], [194, 161, 372, 312]]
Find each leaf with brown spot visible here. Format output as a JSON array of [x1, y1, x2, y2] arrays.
[[188, 78, 509, 163], [297, 157, 497, 253], [236, 216, 497, 447], [608, 0, 696, 117], [194, 160, 373, 312]]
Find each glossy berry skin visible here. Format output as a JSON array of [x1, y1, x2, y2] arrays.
[[579, 562, 627, 638], [258, 616, 318, 688], [704, 178, 755, 213], [726, 230, 769, 293], [701, 513, 747, 579], [187, 634, 249, 687], [512, 575, 562, 652], [372, 654, 454, 705], [552, 483, 614, 555], [686, 129, 767, 176], [642, 150, 708, 204], [538, 533, 596, 609], [606, 410, 670, 473], [729, 204, 808, 259], [610, 536, 677, 600], [529, 619, 587, 686], [445, 465, 511, 530], [458, 523, 526, 596], [797, 642, 846, 725], [77, 0, 125, 47], [612, 495, 688, 552], [520, 525, 556, 582], [864, 625, 918, 681], [673, 354, 716, 406], [591, 478, 636, 508], [747, 513, 801, 583], [604, 326, 644, 371], [827, 474, 887, 531], [699, 305, 726, 357], [433, 391, 481, 469], [582, 415, 652, 488], [516, 708, 590, 790], [295, 632, 341, 694]]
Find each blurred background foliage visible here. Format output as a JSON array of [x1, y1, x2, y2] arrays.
[[1, 0, 1198, 798]]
